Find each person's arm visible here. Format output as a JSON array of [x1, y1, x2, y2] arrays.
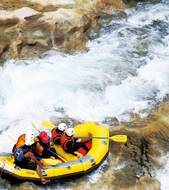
[[77, 137, 91, 143], [34, 142, 44, 156], [65, 141, 82, 157], [25, 152, 38, 163], [75, 137, 91, 143]]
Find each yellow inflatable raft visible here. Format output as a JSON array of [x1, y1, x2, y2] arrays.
[[0, 122, 109, 182]]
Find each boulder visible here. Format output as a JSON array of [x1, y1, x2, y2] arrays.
[[0, 10, 19, 26], [13, 7, 40, 22], [39, 8, 91, 52], [0, 7, 39, 24], [101, 0, 135, 9], [27, 0, 76, 9], [0, 0, 136, 62], [12, 182, 38, 190], [24, 0, 76, 11]]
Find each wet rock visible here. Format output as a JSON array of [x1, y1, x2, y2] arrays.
[[99, 0, 136, 10], [12, 182, 38, 190], [0, 44, 8, 57], [27, 0, 76, 10], [39, 8, 91, 52], [0, 0, 135, 62], [108, 100, 169, 188], [0, 0, 84, 12], [14, 7, 40, 22], [0, 178, 11, 189], [0, 8, 39, 24], [103, 117, 120, 127], [0, 10, 19, 26]]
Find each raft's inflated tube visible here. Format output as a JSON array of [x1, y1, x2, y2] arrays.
[[0, 122, 109, 182]]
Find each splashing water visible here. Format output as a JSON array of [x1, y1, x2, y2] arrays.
[[0, 0, 169, 189], [156, 154, 169, 190]]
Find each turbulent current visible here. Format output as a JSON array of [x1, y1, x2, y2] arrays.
[[0, 0, 169, 189]]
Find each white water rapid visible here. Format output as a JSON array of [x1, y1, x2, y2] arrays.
[[0, 0, 169, 189]]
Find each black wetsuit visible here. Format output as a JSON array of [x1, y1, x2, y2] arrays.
[[65, 138, 89, 156], [14, 145, 37, 170]]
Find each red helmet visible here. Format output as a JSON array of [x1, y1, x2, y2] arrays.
[[39, 131, 50, 144]]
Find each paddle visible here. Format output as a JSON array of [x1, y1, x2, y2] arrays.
[[7, 135, 16, 143], [0, 159, 5, 177], [32, 123, 67, 162], [41, 120, 56, 129], [0, 148, 6, 177], [41, 120, 128, 143], [42, 158, 62, 166], [75, 135, 127, 143]]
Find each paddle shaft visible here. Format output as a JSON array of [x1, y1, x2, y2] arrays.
[[0, 160, 5, 177], [46, 148, 66, 162], [75, 136, 110, 139], [75, 135, 127, 143], [41, 121, 127, 142]]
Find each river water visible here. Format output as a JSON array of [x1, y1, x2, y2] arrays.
[[0, 0, 169, 189]]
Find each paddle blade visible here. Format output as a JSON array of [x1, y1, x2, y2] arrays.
[[41, 120, 56, 129], [7, 135, 16, 142], [42, 158, 62, 166], [110, 135, 127, 143], [32, 123, 38, 130]]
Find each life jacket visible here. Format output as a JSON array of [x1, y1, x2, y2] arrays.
[[34, 136, 50, 156], [60, 133, 75, 152], [13, 134, 32, 162], [13, 134, 26, 152], [51, 128, 63, 145], [77, 141, 91, 156]]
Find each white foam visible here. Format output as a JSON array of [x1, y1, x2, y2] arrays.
[[0, 3, 169, 152], [127, 3, 169, 27], [87, 158, 108, 184], [156, 154, 169, 190]]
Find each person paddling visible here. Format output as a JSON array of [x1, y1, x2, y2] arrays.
[[33, 131, 57, 159], [12, 132, 47, 183], [60, 128, 91, 158], [51, 123, 67, 145]]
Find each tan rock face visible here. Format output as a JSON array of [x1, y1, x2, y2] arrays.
[[106, 100, 169, 190], [0, 10, 19, 25], [101, 0, 135, 9], [39, 8, 91, 52], [12, 182, 38, 190], [14, 7, 40, 22], [27, 0, 76, 8], [0, 0, 134, 62]]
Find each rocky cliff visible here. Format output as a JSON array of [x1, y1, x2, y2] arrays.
[[0, 0, 135, 62]]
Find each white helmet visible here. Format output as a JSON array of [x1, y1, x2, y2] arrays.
[[58, 123, 67, 132], [65, 128, 75, 137], [25, 131, 34, 146]]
